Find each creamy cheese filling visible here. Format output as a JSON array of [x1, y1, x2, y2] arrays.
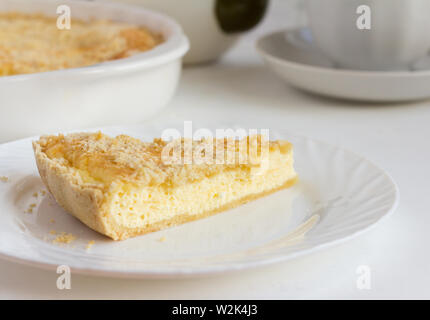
[[105, 152, 296, 228]]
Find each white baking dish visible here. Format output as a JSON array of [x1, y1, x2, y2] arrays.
[[0, 0, 189, 143]]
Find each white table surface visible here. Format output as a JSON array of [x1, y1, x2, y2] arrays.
[[1, 0, 429, 299]]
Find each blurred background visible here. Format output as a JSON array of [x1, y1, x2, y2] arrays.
[[102, 0, 307, 64]]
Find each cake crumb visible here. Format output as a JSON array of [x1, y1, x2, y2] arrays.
[[49, 230, 57, 235], [32, 192, 38, 198], [49, 219, 55, 224], [25, 203, 37, 214], [158, 236, 166, 242], [86, 240, 95, 250], [53, 232, 76, 244], [0, 176, 9, 183], [41, 190, 47, 196]]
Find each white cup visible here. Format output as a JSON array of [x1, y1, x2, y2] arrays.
[[305, 0, 430, 71]]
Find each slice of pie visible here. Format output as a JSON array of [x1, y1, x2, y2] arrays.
[[33, 132, 297, 240]]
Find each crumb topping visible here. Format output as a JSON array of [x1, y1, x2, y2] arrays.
[[35, 132, 292, 189], [0, 12, 163, 76]]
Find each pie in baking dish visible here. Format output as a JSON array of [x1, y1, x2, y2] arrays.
[[0, 13, 162, 76], [33, 132, 297, 240]]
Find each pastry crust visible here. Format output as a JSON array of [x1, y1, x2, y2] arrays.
[[34, 141, 110, 237]]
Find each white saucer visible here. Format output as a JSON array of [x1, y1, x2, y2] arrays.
[[256, 28, 430, 102], [0, 123, 398, 278]]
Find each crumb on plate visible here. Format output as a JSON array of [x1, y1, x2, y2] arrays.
[[53, 232, 76, 244], [25, 203, 37, 214], [86, 240, 95, 250]]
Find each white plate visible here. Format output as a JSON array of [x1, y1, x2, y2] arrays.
[[256, 28, 430, 102], [0, 123, 399, 278]]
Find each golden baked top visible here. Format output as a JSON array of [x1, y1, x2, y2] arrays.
[[0, 13, 162, 76], [35, 132, 292, 189]]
